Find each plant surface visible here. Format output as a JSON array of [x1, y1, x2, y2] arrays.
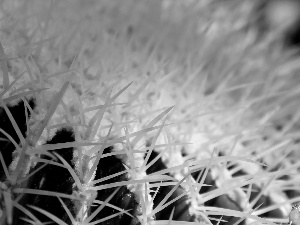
[[1, 0, 300, 225]]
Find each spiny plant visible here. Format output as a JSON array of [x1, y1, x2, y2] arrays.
[[1, 0, 300, 225]]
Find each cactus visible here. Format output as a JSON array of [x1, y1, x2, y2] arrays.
[[1, 1, 300, 225]]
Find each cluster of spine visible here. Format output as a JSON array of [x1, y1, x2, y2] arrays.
[[0, 92, 299, 225], [1, 1, 300, 224], [0, 94, 141, 225], [0, 90, 201, 225]]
